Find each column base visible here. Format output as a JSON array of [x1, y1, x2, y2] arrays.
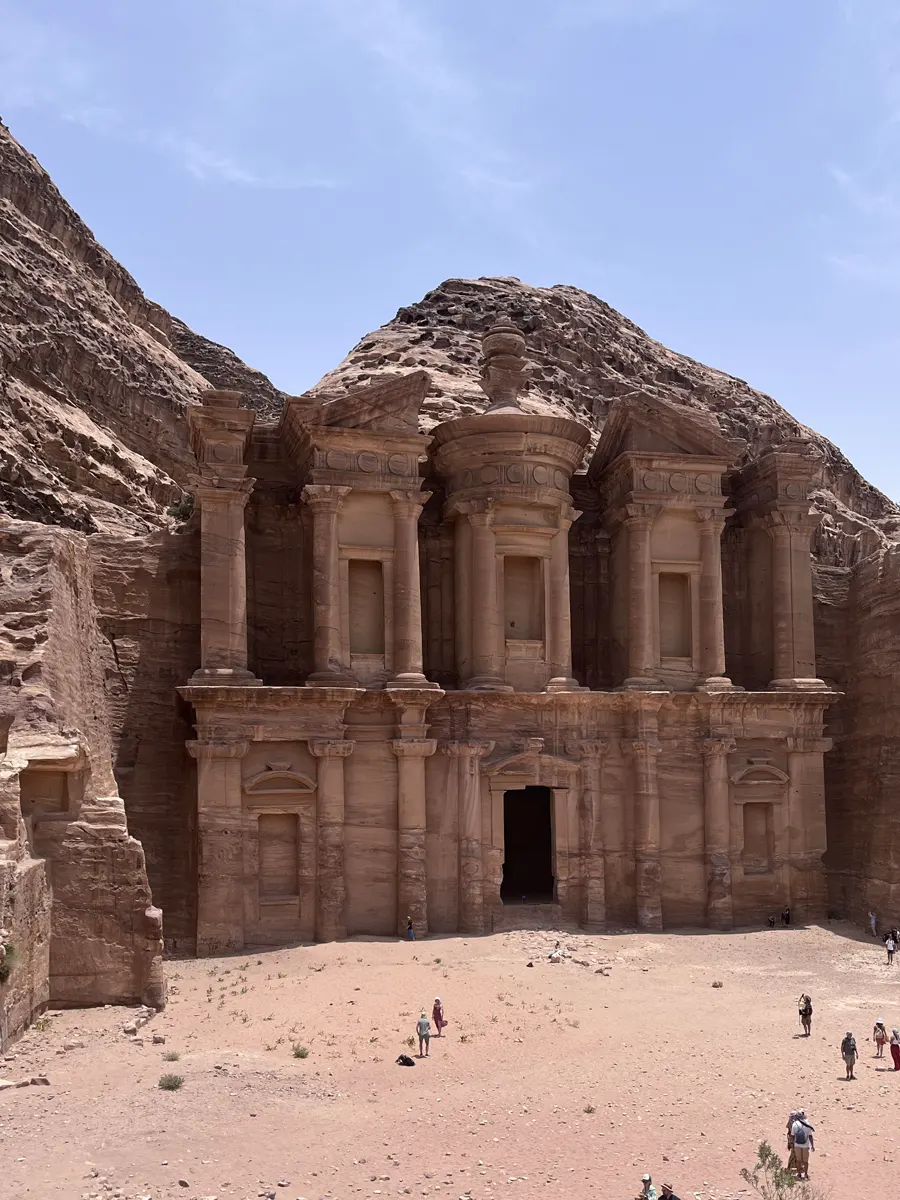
[[696, 675, 740, 693], [769, 677, 828, 691], [620, 676, 665, 691], [386, 672, 442, 690], [306, 668, 358, 687], [545, 676, 589, 693], [464, 675, 514, 692], [190, 668, 262, 686]]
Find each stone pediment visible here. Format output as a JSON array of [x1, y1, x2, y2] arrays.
[[589, 392, 745, 481], [303, 370, 431, 434]]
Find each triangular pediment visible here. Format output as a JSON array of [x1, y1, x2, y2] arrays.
[[589, 392, 745, 480], [303, 370, 431, 434]]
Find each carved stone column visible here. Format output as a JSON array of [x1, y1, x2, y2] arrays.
[[466, 505, 508, 690], [389, 490, 440, 689], [786, 735, 831, 920], [765, 510, 824, 688], [625, 737, 663, 930], [444, 742, 494, 934], [303, 485, 355, 686], [546, 502, 583, 693], [392, 738, 437, 936], [192, 483, 261, 685], [697, 509, 732, 689], [309, 739, 354, 940], [453, 513, 473, 686], [623, 506, 662, 688], [702, 736, 736, 929], [578, 740, 609, 932], [187, 738, 249, 954]]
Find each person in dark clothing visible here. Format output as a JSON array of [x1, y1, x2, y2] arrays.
[[781, 906, 791, 926], [660, 1186, 681, 1199]]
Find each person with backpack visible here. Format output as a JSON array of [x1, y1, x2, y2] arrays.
[[841, 1031, 858, 1080], [789, 1112, 815, 1180], [873, 1019, 888, 1057], [798, 994, 812, 1036]]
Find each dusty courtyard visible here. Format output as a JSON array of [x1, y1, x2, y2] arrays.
[[3, 924, 898, 1200]]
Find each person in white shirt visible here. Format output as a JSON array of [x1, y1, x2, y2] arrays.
[[789, 1114, 814, 1180], [886, 935, 895, 965]]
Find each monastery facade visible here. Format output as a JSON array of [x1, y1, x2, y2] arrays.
[[179, 320, 833, 952]]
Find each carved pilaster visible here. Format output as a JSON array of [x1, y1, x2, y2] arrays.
[[569, 740, 610, 931], [622, 504, 663, 689], [443, 742, 494, 934], [187, 738, 250, 954], [392, 738, 437, 937], [309, 738, 354, 941], [303, 485, 356, 686], [701, 736, 736, 929], [624, 736, 663, 930]]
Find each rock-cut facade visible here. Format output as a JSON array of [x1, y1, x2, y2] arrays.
[[181, 318, 833, 951]]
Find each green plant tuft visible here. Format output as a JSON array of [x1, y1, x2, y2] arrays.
[[292, 1043, 309, 1059], [162, 1051, 180, 1062], [158, 1073, 184, 1091], [166, 493, 195, 521]]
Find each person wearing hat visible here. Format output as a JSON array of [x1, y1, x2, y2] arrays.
[[636, 1173, 658, 1200], [660, 1185, 680, 1200], [840, 1030, 858, 1080]]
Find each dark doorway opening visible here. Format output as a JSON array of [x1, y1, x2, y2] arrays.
[[501, 786, 554, 903]]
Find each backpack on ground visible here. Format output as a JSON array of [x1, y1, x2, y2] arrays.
[[395, 1054, 415, 1067]]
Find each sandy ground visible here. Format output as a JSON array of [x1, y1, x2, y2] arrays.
[[2, 923, 899, 1200]]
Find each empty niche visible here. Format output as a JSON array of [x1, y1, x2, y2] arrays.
[[258, 813, 299, 899], [742, 803, 774, 875], [658, 572, 691, 659], [504, 556, 544, 640], [348, 559, 385, 654]]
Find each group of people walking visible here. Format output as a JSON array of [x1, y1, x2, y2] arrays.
[[414, 996, 448, 1056], [867, 912, 899, 962]]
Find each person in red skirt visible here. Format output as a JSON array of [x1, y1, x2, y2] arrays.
[[890, 1027, 900, 1071]]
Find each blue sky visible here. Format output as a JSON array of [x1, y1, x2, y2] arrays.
[[2, 0, 899, 501]]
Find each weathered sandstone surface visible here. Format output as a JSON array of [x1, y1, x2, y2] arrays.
[[1, 111, 899, 1005]]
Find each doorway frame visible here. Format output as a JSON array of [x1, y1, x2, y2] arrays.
[[499, 784, 556, 903]]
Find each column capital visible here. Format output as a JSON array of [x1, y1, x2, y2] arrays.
[[390, 489, 431, 517], [557, 502, 582, 532], [787, 736, 833, 754], [441, 741, 495, 759], [695, 506, 733, 526], [392, 739, 438, 758], [309, 738, 355, 758], [701, 736, 736, 759], [624, 502, 662, 528], [195, 476, 255, 507], [467, 502, 496, 528], [623, 738, 662, 758], [302, 484, 352, 514], [763, 507, 820, 537], [566, 738, 610, 762], [186, 739, 249, 761]]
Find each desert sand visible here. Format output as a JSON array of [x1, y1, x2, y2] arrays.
[[2, 923, 898, 1200]]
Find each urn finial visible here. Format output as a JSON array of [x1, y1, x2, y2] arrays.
[[480, 315, 527, 413]]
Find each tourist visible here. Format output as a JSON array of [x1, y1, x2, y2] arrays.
[[869, 910, 878, 937], [781, 906, 791, 926], [798, 994, 812, 1036], [407, 915, 415, 941], [890, 1027, 900, 1071], [416, 1011, 431, 1057], [432, 996, 447, 1036], [886, 933, 895, 965], [873, 1019, 888, 1057], [841, 1031, 858, 1080], [659, 1185, 680, 1200], [636, 1173, 658, 1200], [790, 1112, 815, 1181], [785, 1110, 800, 1174], [767, 914, 776, 929], [549, 940, 563, 963]]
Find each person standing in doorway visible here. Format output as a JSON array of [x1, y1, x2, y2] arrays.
[[869, 910, 878, 937], [416, 1011, 431, 1057], [841, 1031, 858, 1080], [890, 1027, 900, 1071], [406, 915, 415, 941]]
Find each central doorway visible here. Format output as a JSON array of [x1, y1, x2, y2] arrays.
[[501, 785, 554, 904]]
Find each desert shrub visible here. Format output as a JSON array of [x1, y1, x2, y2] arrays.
[[162, 1051, 180, 1062], [166, 493, 194, 521], [158, 1074, 184, 1091], [583, 1104, 596, 1114], [741, 1142, 831, 1199], [292, 1043, 309, 1059]]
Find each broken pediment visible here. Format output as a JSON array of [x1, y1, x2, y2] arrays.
[[300, 370, 431, 434], [588, 392, 745, 481]]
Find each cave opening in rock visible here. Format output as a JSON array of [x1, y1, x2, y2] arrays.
[[501, 785, 554, 903]]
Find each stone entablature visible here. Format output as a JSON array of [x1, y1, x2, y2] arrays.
[[178, 320, 838, 949]]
